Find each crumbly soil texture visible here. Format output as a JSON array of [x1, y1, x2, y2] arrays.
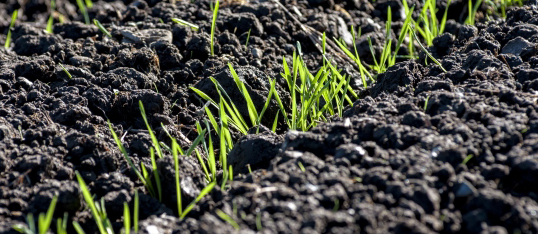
[[2, 0, 538, 233]]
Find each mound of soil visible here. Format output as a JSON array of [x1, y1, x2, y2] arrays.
[[2, 0, 538, 233]]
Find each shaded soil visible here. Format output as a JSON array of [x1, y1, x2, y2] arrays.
[[2, 0, 538, 233]]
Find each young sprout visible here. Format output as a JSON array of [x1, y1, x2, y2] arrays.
[[46, 0, 55, 34], [4, 9, 18, 49], [75, 171, 112, 234], [75, 0, 90, 24], [59, 64, 72, 79], [172, 18, 200, 31], [180, 182, 217, 219], [12, 196, 58, 234], [93, 19, 112, 38], [216, 210, 240, 230], [245, 29, 252, 49], [210, 0, 219, 56]]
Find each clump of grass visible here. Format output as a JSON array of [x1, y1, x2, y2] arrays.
[[4, 9, 18, 49], [402, 0, 451, 46], [13, 196, 58, 234], [210, 0, 219, 56], [93, 19, 112, 38], [75, 171, 113, 234], [172, 18, 199, 31]]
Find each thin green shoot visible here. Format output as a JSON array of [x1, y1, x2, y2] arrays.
[[172, 139, 183, 217], [75, 171, 108, 234], [256, 212, 262, 231], [210, 0, 219, 56], [85, 0, 93, 8], [5, 9, 18, 49], [462, 154, 474, 165], [229, 165, 233, 181], [171, 18, 199, 31], [72, 221, 86, 234], [134, 190, 139, 233], [56, 213, 68, 234], [216, 210, 240, 230], [149, 147, 162, 202], [123, 203, 130, 234], [424, 96, 430, 111], [75, 0, 90, 24], [13, 196, 58, 234], [247, 164, 252, 174], [59, 64, 72, 79], [108, 120, 156, 198], [139, 101, 163, 158], [93, 20, 112, 38], [245, 29, 251, 49], [180, 182, 217, 219], [46, 1, 55, 34], [271, 110, 279, 132], [298, 162, 305, 172], [410, 27, 447, 72], [465, 0, 483, 25]]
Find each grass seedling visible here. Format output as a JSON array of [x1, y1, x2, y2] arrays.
[[465, 0, 483, 25], [297, 162, 305, 172], [123, 202, 130, 234], [402, 0, 452, 46], [75, 171, 113, 234], [46, 1, 55, 34], [94, 20, 112, 38], [256, 212, 262, 231], [139, 101, 163, 158], [180, 182, 217, 219], [149, 147, 162, 202], [247, 164, 252, 174], [172, 18, 199, 31], [462, 154, 474, 165], [4, 9, 18, 49], [172, 139, 183, 217], [333, 27, 373, 88], [216, 210, 240, 230], [210, 0, 219, 56], [59, 64, 72, 79], [56, 213, 68, 234], [133, 190, 139, 232], [108, 120, 157, 198], [13, 196, 58, 234], [410, 26, 447, 72], [424, 95, 430, 111], [75, 0, 90, 24], [245, 29, 252, 49]]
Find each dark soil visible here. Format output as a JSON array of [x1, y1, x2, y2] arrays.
[[2, 0, 538, 233]]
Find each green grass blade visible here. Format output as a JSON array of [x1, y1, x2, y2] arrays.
[[228, 63, 258, 125], [440, 0, 452, 34], [75, 0, 90, 24], [72, 221, 86, 234], [39, 195, 58, 234], [4, 9, 18, 49], [139, 101, 163, 158], [180, 182, 217, 219], [107, 121, 149, 191], [75, 171, 107, 234], [150, 148, 162, 202], [134, 191, 139, 233], [216, 210, 240, 230], [93, 20, 112, 38], [123, 203, 130, 234], [185, 129, 207, 156], [210, 0, 219, 56], [172, 140, 183, 216], [46, 0, 55, 34], [203, 120, 217, 182], [172, 18, 199, 31], [272, 110, 279, 132]]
